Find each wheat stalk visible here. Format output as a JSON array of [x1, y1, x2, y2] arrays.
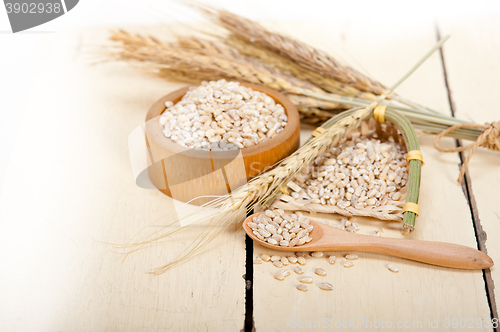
[[195, 6, 454, 117], [108, 32, 408, 123], [109, 30, 346, 123], [109, 31, 436, 121], [298, 108, 338, 125], [110, 30, 321, 93], [177, 35, 376, 103], [109, 31, 485, 141], [224, 34, 377, 100], [116, 103, 372, 274], [195, 6, 387, 96]]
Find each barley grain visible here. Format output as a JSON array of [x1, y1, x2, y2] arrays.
[[318, 282, 334, 291], [289, 238, 299, 247], [280, 240, 290, 247], [388, 263, 399, 273], [258, 228, 272, 238], [267, 238, 278, 245], [343, 261, 354, 268], [247, 222, 257, 229], [299, 277, 313, 284], [297, 284, 308, 292], [314, 268, 327, 276], [293, 266, 304, 274], [274, 272, 285, 281]]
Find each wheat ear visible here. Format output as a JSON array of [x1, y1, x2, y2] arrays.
[[196, 6, 387, 95], [224, 34, 377, 99], [109, 30, 345, 123]]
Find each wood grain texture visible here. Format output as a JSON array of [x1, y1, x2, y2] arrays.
[[252, 19, 492, 331], [438, 14, 500, 320], [0, 27, 245, 331]]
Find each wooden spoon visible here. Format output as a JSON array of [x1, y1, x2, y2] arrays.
[[243, 213, 493, 270]]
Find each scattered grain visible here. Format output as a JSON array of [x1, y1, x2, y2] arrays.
[[314, 268, 327, 276], [318, 282, 334, 291], [343, 261, 354, 268], [296, 284, 308, 292], [274, 272, 285, 281], [299, 277, 313, 284], [293, 266, 304, 274], [281, 257, 290, 266], [273, 261, 284, 268], [388, 263, 399, 273]]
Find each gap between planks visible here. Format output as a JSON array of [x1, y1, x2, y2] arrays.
[[244, 215, 256, 332], [436, 26, 499, 329]]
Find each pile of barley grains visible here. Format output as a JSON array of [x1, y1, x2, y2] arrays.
[[286, 136, 408, 209], [247, 209, 313, 247], [159, 80, 287, 150]]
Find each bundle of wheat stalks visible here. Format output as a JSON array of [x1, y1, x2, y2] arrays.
[[108, 6, 499, 180], [107, 5, 499, 272]]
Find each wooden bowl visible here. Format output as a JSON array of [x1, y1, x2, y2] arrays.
[[145, 82, 300, 205]]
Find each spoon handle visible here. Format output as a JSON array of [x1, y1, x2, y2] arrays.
[[347, 236, 493, 270]]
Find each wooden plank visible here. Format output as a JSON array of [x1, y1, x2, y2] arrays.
[[438, 13, 500, 320], [252, 19, 492, 331], [0, 27, 246, 331]]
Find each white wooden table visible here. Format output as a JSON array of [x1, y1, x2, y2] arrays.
[[0, 15, 499, 332]]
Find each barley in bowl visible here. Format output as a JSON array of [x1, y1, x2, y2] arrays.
[[159, 80, 288, 150]]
